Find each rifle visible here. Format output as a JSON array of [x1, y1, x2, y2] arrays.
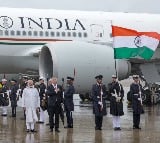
[[138, 83, 145, 114], [100, 84, 103, 111], [116, 83, 122, 102], [138, 84, 143, 106], [60, 78, 65, 126]]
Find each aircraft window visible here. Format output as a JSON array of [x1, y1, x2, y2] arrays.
[[56, 32, 60, 37], [62, 32, 65, 37], [67, 32, 71, 37], [22, 31, 27, 36], [5, 30, 9, 36], [100, 33, 103, 37], [28, 31, 32, 36], [78, 32, 82, 37], [110, 33, 112, 37], [45, 31, 49, 37], [10, 30, 15, 36], [83, 32, 88, 38], [0, 30, 3, 35], [50, 31, 55, 37], [39, 31, 43, 36], [34, 31, 38, 36], [17, 31, 21, 36], [73, 32, 76, 37]]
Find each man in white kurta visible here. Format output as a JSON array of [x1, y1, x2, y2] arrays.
[[22, 80, 40, 132]]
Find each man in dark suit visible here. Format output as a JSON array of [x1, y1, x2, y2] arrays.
[[46, 77, 63, 133], [130, 75, 144, 129], [64, 76, 75, 128], [92, 75, 107, 130], [108, 75, 124, 130], [10, 79, 19, 117]]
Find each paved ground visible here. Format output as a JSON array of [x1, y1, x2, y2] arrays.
[[0, 86, 160, 143]]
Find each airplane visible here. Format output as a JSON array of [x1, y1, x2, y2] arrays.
[[0, 7, 160, 97]]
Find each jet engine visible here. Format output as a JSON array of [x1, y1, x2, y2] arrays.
[[39, 41, 131, 94]]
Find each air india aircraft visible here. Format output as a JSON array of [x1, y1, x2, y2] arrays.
[[0, 7, 159, 95]]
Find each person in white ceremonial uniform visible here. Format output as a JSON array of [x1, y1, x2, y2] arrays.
[[22, 80, 40, 133], [108, 75, 124, 131], [37, 77, 46, 124]]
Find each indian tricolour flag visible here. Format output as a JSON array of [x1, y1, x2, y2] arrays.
[[112, 26, 160, 60]]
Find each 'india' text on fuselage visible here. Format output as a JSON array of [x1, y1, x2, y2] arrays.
[[0, 16, 86, 31]]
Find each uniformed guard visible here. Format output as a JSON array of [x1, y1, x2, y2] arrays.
[[46, 77, 63, 133], [38, 77, 46, 123], [108, 75, 124, 130], [92, 75, 107, 130], [130, 75, 144, 129], [10, 79, 19, 117], [64, 76, 75, 128], [0, 78, 9, 116], [20, 76, 28, 97]]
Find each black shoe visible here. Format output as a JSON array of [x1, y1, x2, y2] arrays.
[[37, 121, 44, 124], [26, 129, 30, 132], [64, 124, 73, 128], [133, 126, 141, 129], [136, 126, 141, 129], [30, 129, 37, 133], [12, 114, 16, 117], [117, 127, 121, 130], [98, 128, 102, 130], [1, 114, 7, 116], [55, 129, 60, 133]]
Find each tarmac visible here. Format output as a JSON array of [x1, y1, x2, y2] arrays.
[[0, 85, 160, 143]]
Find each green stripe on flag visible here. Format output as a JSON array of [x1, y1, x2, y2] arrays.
[[114, 46, 154, 60]]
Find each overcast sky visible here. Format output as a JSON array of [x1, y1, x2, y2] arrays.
[[0, 0, 159, 14]]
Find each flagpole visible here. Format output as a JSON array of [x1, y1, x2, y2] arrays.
[[111, 20, 118, 78], [114, 59, 118, 78]]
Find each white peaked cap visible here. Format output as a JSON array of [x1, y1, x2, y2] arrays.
[[132, 75, 139, 78], [1, 79, 7, 82], [39, 77, 44, 80]]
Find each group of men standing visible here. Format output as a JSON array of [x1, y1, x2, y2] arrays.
[[0, 73, 144, 133], [92, 74, 144, 131], [22, 76, 75, 133], [0, 75, 75, 133]]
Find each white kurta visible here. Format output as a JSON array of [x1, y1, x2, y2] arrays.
[[22, 87, 40, 123]]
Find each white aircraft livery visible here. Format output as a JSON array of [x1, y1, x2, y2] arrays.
[[0, 7, 160, 94]]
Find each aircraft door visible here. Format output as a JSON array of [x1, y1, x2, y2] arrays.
[[90, 20, 112, 42], [90, 24, 104, 41]]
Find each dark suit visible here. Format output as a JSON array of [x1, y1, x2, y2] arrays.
[[46, 84, 63, 130], [130, 82, 143, 128], [92, 83, 107, 130], [64, 84, 75, 127], [10, 84, 19, 117]]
